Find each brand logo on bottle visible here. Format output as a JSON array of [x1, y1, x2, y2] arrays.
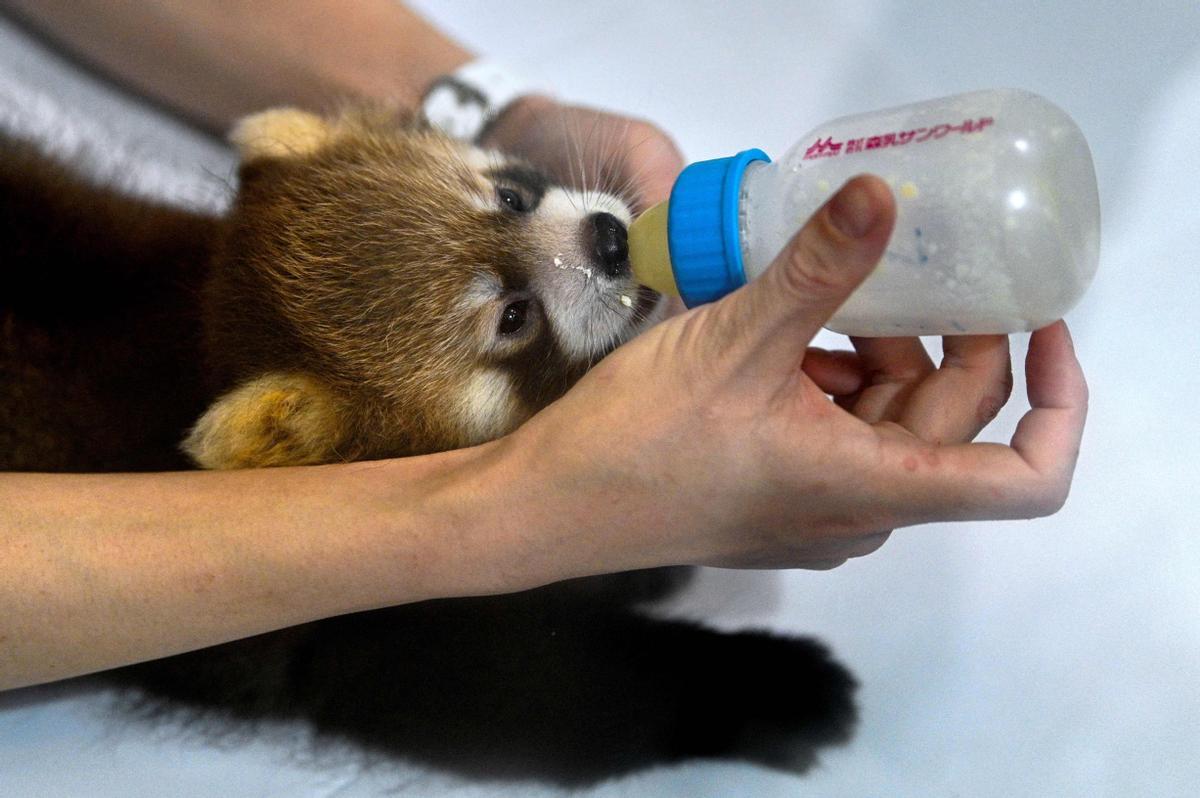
[[803, 117, 995, 161]]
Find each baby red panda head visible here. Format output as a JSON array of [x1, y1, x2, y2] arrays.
[[184, 108, 662, 469]]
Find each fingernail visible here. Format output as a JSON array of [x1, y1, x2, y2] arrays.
[[828, 178, 883, 239]]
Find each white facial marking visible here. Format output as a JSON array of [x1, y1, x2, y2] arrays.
[[457, 144, 509, 211], [457, 274, 504, 313], [449, 149, 654, 363], [537, 187, 632, 227], [527, 186, 642, 360], [459, 144, 501, 173], [459, 368, 516, 444], [465, 192, 495, 213]]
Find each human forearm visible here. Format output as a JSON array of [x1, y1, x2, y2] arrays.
[[0, 0, 471, 133], [0, 441, 540, 691]]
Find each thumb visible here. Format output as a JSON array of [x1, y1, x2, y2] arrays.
[[712, 175, 896, 364]]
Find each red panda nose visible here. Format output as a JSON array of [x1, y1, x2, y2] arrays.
[[586, 212, 630, 277]]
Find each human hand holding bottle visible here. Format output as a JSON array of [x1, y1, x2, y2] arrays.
[[490, 175, 1087, 575]]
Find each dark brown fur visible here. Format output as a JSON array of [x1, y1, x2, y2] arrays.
[[0, 136, 215, 472]]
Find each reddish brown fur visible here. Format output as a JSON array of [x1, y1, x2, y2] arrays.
[[208, 110, 578, 461]]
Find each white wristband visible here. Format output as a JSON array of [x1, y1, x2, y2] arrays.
[[421, 59, 542, 142]]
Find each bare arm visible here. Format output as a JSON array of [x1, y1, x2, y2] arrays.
[[0, 443, 558, 691], [0, 0, 472, 133], [0, 1, 684, 208]]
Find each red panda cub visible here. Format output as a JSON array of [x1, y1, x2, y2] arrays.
[[0, 110, 857, 786], [189, 108, 662, 469]]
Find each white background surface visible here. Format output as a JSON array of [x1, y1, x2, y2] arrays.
[[2, 2, 1198, 796]]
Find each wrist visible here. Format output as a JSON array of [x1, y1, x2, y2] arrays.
[[347, 437, 567, 606], [473, 416, 699, 586]]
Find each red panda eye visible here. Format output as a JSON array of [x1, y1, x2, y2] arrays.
[[497, 187, 527, 213], [498, 300, 529, 335]]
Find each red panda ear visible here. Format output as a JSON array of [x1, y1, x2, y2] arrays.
[[230, 108, 332, 162], [183, 373, 346, 469]]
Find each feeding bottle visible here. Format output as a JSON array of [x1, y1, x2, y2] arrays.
[[628, 89, 1100, 336]]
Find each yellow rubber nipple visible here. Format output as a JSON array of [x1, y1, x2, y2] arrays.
[[627, 201, 679, 296]]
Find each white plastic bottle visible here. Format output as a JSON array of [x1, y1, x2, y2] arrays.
[[628, 89, 1101, 336]]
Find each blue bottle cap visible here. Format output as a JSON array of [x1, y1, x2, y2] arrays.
[[667, 148, 771, 307]]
